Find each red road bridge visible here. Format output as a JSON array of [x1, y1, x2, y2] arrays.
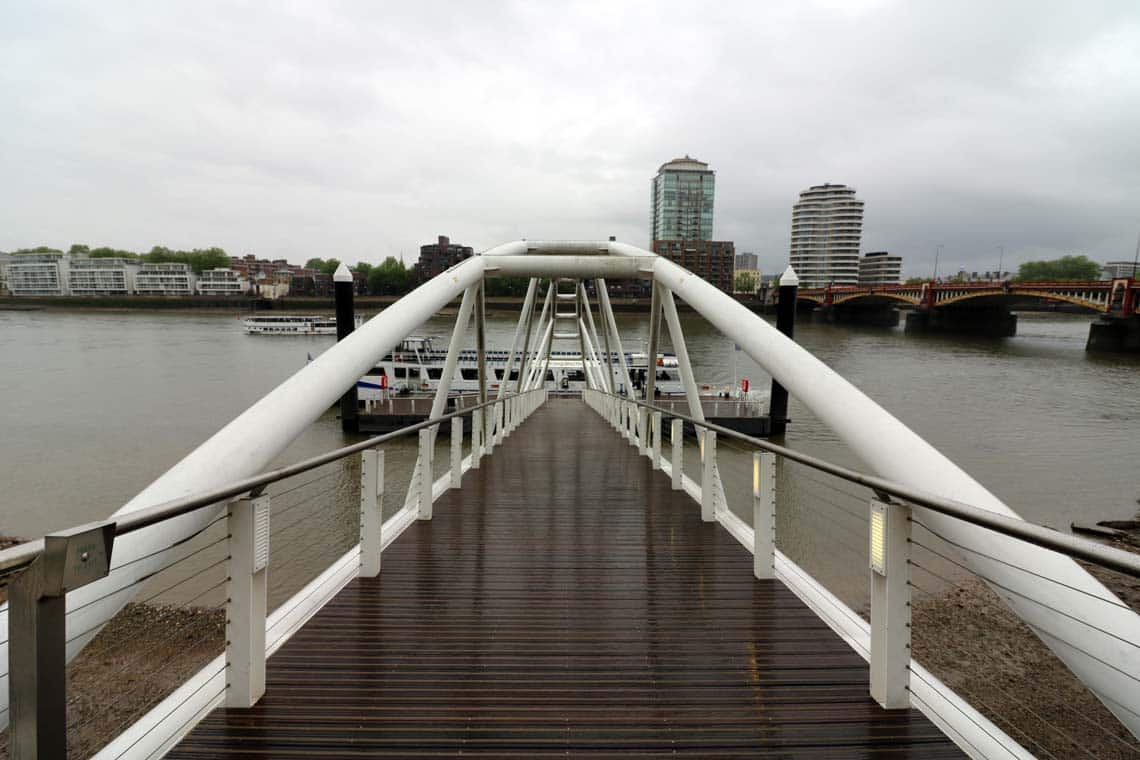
[[797, 278, 1140, 347]]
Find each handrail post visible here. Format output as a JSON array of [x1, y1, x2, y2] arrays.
[[450, 417, 463, 489], [418, 428, 434, 519], [485, 404, 496, 455], [638, 407, 649, 456], [360, 449, 383, 577], [627, 403, 637, 447], [671, 418, 683, 490], [869, 497, 911, 709], [9, 521, 115, 758], [651, 411, 662, 470], [472, 408, 483, 468], [226, 494, 269, 708], [701, 429, 716, 522], [753, 452, 776, 579]]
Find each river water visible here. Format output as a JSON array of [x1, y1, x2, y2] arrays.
[[2, 307, 1138, 607]]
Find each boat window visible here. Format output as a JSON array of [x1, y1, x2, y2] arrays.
[[406, 367, 420, 379], [460, 368, 479, 380], [494, 369, 504, 380], [426, 368, 443, 379], [394, 367, 407, 379], [566, 370, 586, 382], [657, 370, 671, 381], [544, 370, 554, 381], [369, 367, 387, 376], [507, 370, 519, 381]]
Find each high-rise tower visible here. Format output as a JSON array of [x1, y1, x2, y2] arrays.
[[650, 156, 715, 242], [788, 183, 864, 288]]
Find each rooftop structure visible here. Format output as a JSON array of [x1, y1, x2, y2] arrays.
[[416, 235, 475, 281], [858, 251, 902, 286]]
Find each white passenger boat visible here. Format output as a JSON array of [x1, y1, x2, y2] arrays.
[[355, 337, 754, 399], [243, 314, 361, 335]]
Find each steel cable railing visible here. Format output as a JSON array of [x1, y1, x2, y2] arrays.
[[581, 387, 1140, 759], [0, 388, 549, 760]]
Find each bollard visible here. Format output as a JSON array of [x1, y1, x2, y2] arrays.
[[869, 497, 912, 709], [360, 449, 384, 576], [227, 494, 269, 707], [752, 452, 776, 579]]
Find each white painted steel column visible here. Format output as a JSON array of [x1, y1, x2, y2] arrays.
[[418, 428, 433, 519], [700, 430, 716, 522], [671, 419, 683, 491], [870, 498, 911, 709], [659, 287, 704, 422], [516, 280, 548, 393], [226, 495, 269, 708], [645, 282, 661, 400], [753, 452, 775, 580], [495, 278, 539, 404], [360, 450, 383, 577], [595, 278, 635, 397], [450, 419, 463, 489], [579, 283, 611, 392], [651, 412, 662, 470]]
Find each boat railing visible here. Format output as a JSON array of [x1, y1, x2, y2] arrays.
[[0, 388, 548, 759], [582, 387, 1140, 759]]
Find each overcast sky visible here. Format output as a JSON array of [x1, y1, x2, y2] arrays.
[[2, 1, 1138, 277]]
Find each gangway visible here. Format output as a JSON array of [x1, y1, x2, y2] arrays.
[[0, 241, 1138, 759]]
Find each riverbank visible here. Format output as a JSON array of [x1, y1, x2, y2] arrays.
[[0, 294, 773, 314]]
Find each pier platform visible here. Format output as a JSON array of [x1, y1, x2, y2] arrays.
[[168, 399, 961, 758]]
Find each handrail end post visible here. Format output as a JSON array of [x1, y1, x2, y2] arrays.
[[360, 448, 384, 577], [869, 497, 911, 709], [226, 494, 269, 708], [753, 451, 776, 580]]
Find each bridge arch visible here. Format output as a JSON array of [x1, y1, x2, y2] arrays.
[[935, 289, 1105, 312], [831, 291, 921, 307]]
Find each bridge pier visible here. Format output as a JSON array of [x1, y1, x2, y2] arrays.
[[905, 307, 1016, 337], [812, 304, 900, 327], [1087, 314, 1140, 352]]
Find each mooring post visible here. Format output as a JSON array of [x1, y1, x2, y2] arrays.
[[769, 266, 799, 437], [333, 263, 359, 433]]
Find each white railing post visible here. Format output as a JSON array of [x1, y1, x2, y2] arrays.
[[752, 452, 776, 580], [450, 417, 463, 489], [226, 494, 269, 708], [869, 496, 912, 709], [651, 411, 662, 470], [485, 405, 496, 455], [418, 428, 434, 519], [472, 408, 483, 468], [638, 407, 649, 455], [701, 429, 716, 522], [627, 403, 637, 447], [671, 418, 683, 490], [360, 449, 383, 577]]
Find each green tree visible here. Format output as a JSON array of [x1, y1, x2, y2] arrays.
[[305, 257, 326, 271], [484, 277, 530, 297], [13, 246, 62, 254], [905, 277, 927, 285], [89, 246, 139, 258], [1016, 255, 1101, 282], [321, 258, 341, 276], [68, 244, 90, 255], [734, 271, 758, 293], [367, 257, 414, 295], [143, 245, 230, 273]]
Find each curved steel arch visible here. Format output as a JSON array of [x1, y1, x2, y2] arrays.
[[935, 289, 1106, 312], [831, 292, 921, 307]]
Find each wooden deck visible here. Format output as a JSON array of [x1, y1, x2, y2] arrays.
[[169, 399, 962, 758]]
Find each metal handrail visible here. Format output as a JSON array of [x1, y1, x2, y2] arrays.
[[0, 390, 543, 577], [587, 389, 1140, 579]]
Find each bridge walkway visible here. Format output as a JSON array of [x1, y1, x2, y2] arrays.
[[168, 398, 962, 758]]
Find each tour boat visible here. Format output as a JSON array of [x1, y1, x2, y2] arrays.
[[243, 314, 361, 335]]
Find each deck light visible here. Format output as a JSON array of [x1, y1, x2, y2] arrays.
[[869, 500, 887, 575], [752, 454, 760, 497]]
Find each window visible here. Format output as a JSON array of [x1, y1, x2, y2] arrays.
[[394, 367, 407, 379], [460, 368, 479, 380], [544, 370, 555, 381], [427, 368, 443, 379]]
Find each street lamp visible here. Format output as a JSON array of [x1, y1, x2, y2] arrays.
[[997, 245, 1004, 281]]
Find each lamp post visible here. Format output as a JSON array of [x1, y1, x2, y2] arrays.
[[997, 245, 1004, 281], [933, 244, 943, 282]]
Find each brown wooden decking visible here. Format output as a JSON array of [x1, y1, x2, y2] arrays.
[[169, 398, 963, 758]]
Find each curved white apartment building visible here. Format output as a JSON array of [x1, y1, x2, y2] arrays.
[[789, 183, 864, 288]]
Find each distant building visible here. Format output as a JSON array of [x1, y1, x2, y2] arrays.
[[7, 252, 69, 296], [135, 262, 195, 296], [1102, 261, 1139, 280], [416, 236, 474, 281], [733, 268, 761, 294], [789, 183, 864, 288], [735, 252, 759, 271], [0, 253, 11, 295], [651, 156, 715, 242], [197, 268, 249, 296], [68, 257, 138, 295], [858, 252, 902, 286], [651, 240, 735, 292]]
